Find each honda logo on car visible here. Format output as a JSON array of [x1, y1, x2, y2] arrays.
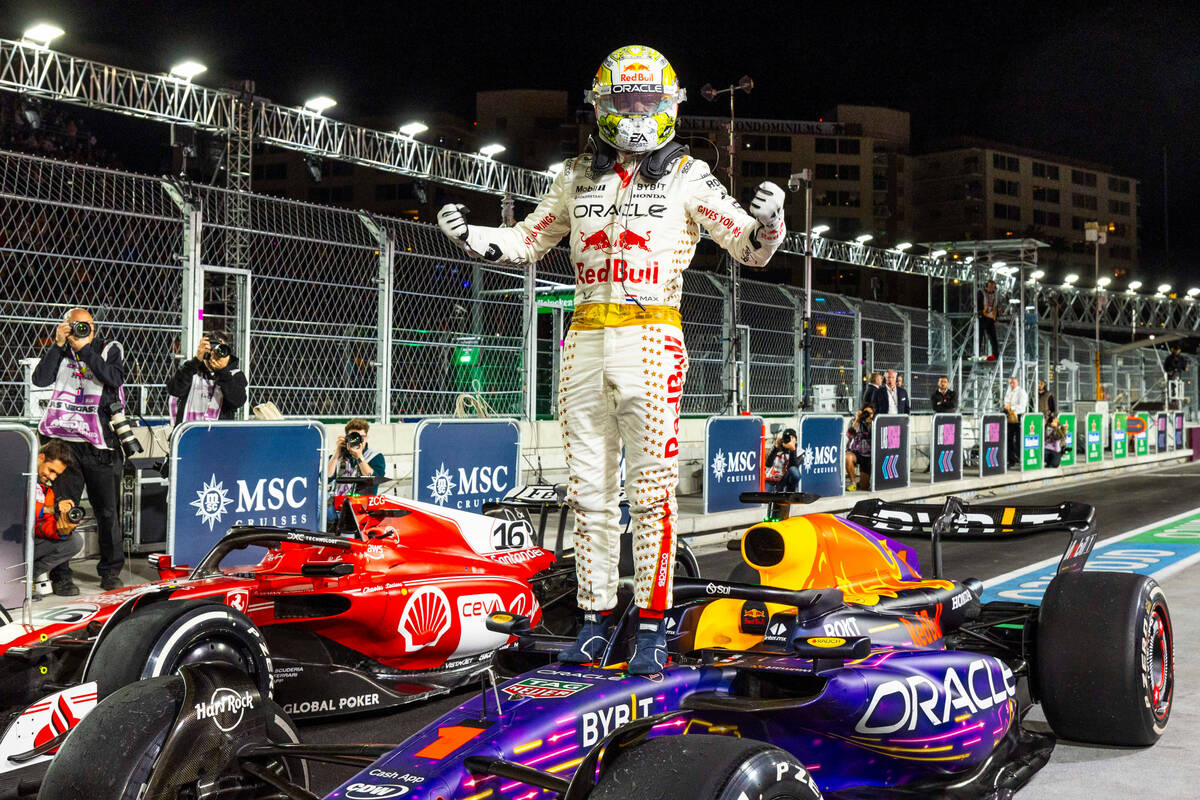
[[855, 658, 1016, 734], [344, 783, 409, 799], [194, 688, 255, 732]]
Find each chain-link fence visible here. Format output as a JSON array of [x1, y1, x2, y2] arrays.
[[0, 148, 1185, 423]]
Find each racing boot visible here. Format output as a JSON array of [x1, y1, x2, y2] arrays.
[[559, 610, 617, 664], [627, 615, 668, 675]]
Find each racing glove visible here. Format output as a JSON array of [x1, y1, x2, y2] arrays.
[[749, 181, 787, 245], [436, 203, 502, 260]]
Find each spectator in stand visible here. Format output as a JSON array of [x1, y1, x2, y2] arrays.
[[764, 429, 800, 493], [861, 372, 882, 410], [1003, 376, 1029, 467], [875, 369, 910, 415], [978, 280, 1001, 361], [1044, 411, 1067, 468], [1164, 345, 1188, 379], [845, 404, 874, 491], [931, 376, 957, 413], [1036, 379, 1057, 417]]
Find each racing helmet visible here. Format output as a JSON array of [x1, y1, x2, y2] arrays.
[[586, 45, 686, 154]]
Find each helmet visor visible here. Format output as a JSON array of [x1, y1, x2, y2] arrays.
[[597, 86, 675, 116]]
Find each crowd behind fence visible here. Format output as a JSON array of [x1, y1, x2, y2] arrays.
[[1, 149, 1193, 424]]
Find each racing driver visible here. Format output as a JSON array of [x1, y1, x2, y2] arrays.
[[438, 45, 786, 673]]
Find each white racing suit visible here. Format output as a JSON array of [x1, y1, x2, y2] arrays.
[[458, 151, 784, 611]]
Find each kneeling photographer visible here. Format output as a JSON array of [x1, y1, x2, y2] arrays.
[[326, 419, 387, 523], [167, 331, 248, 423], [33, 439, 85, 597], [32, 307, 128, 590]]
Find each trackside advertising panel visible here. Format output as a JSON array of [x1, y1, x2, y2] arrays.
[[1086, 413, 1104, 462], [931, 414, 962, 483], [413, 420, 520, 511], [1058, 412, 1076, 467], [979, 413, 1005, 477], [799, 415, 843, 498], [1156, 413, 1169, 452], [1020, 413, 1042, 472], [0, 425, 37, 611], [168, 421, 326, 567], [704, 416, 763, 513], [1135, 412, 1151, 456], [1113, 414, 1128, 459], [871, 414, 909, 491], [1175, 412, 1185, 449]]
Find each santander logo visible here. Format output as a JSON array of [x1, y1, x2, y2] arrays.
[[397, 586, 452, 651]]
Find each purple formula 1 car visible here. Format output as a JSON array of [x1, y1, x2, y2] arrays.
[[39, 495, 1174, 799]]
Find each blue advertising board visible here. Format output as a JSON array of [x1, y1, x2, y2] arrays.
[[168, 421, 327, 568], [799, 415, 843, 499], [0, 425, 37, 611], [414, 419, 521, 511], [931, 414, 963, 483], [704, 416, 763, 514]]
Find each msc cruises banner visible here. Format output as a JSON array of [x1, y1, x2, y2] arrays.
[[704, 416, 763, 513], [169, 421, 327, 568], [414, 419, 521, 511], [799, 415, 843, 498]]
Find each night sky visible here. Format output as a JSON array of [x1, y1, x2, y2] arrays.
[[6, 0, 1198, 284]]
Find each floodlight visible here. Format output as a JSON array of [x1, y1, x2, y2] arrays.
[[169, 61, 207, 81], [930, 249, 947, 258], [304, 96, 337, 114], [894, 242, 912, 252], [1030, 270, 1045, 280], [546, 162, 564, 176], [991, 261, 1007, 270], [1063, 273, 1079, 285], [1157, 283, 1172, 294], [398, 122, 428, 137], [1188, 288, 1200, 298], [478, 143, 506, 158], [854, 234, 873, 244], [22, 23, 64, 47], [811, 225, 830, 236], [1128, 280, 1143, 291]]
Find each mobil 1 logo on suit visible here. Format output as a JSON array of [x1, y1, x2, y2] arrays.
[[414, 419, 520, 511]]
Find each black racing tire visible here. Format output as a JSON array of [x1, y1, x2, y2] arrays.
[[589, 735, 823, 800], [40, 675, 305, 800], [1036, 571, 1174, 746], [728, 561, 760, 585], [675, 539, 701, 580], [88, 599, 272, 701]]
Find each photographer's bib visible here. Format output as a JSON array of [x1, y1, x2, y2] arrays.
[[333, 446, 380, 497], [169, 373, 224, 423], [38, 342, 122, 449]]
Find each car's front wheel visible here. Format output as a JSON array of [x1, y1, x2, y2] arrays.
[[39, 675, 305, 800], [589, 734, 823, 800], [1036, 571, 1173, 745]]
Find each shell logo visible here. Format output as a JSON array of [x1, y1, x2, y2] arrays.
[[397, 586, 452, 651]]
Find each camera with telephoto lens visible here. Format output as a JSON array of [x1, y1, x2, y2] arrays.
[[344, 431, 364, 451], [69, 320, 92, 339], [108, 402, 143, 457], [206, 340, 232, 361], [64, 505, 86, 524]]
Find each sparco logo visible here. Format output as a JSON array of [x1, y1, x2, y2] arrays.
[[194, 688, 255, 732], [344, 783, 409, 799]]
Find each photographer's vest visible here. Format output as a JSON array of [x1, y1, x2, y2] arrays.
[[169, 373, 227, 423], [333, 446, 381, 498], [38, 342, 123, 449]]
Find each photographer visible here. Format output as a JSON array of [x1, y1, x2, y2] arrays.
[[167, 331, 247, 423], [845, 404, 875, 491], [32, 439, 84, 597], [31, 308, 127, 589], [327, 419, 387, 519], [764, 428, 800, 493]]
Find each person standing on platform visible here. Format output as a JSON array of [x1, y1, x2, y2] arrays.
[[1003, 376, 1028, 468]]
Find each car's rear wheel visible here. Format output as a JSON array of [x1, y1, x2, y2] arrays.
[[88, 599, 271, 701], [1036, 571, 1173, 745], [589, 734, 823, 800], [39, 675, 305, 800]]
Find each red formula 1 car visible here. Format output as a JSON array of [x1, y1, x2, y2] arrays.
[[0, 490, 553, 795]]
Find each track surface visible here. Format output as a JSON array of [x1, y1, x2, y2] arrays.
[[300, 461, 1200, 796]]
